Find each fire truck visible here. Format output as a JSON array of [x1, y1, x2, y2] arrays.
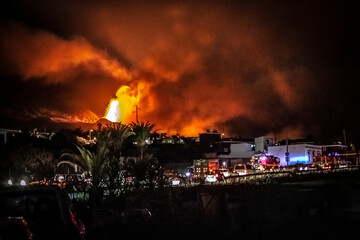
[[255, 155, 280, 171]]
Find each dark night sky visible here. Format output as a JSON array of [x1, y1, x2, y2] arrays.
[[0, 0, 359, 144]]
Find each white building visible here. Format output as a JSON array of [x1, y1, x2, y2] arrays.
[[215, 141, 255, 167], [208, 136, 276, 167], [254, 136, 273, 153], [268, 143, 322, 166], [217, 141, 254, 159]]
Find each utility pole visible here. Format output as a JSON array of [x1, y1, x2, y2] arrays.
[[285, 133, 289, 167], [133, 105, 140, 122], [274, 129, 277, 145], [343, 129, 347, 161]]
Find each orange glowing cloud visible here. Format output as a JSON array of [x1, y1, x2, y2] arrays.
[[0, 23, 135, 126], [0, 2, 326, 139], [0, 23, 131, 83]]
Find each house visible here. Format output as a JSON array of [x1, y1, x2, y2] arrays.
[[215, 141, 255, 167], [198, 133, 277, 168]]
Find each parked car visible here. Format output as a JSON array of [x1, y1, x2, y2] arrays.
[[339, 161, 349, 168], [288, 163, 308, 172], [306, 163, 320, 171], [6, 173, 32, 187], [218, 168, 230, 178], [319, 162, 335, 170], [233, 164, 248, 175], [225, 167, 238, 177], [211, 170, 225, 181], [168, 175, 185, 186], [0, 185, 86, 240], [205, 174, 217, 183], [245, 164, 257, 174]]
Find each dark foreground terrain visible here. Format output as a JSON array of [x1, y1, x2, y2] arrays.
[[82, 171, 360, 240]]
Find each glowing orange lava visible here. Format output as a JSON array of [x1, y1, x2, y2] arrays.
[[78, 110, 100, 123], [48, 110, 100, 124]]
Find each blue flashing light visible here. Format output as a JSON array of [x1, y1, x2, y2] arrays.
[[289, 155, 309, 163]]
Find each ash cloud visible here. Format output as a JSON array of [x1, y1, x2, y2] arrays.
[[128, 3, 316, 137], [0, 22, 131, 124], [1, 0, 356, 141]]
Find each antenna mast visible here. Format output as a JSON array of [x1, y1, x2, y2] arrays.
[[133, 105, 140, 122]]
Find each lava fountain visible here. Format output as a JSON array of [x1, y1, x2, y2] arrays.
[[103, 85, 140, 123]]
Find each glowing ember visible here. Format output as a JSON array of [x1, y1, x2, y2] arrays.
[[104, 85, 139, 123]]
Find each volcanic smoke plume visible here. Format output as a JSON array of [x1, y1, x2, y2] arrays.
[[0, 0, 349, 139], [0, 22, 131, 124]]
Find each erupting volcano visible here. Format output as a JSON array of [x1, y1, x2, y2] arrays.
[[1, 1, 357, 141]]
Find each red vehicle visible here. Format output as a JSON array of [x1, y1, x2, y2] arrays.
[[258, 155, 280, 171], [0, 185, 86, 240]]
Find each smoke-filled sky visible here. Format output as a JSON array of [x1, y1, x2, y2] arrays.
[[0, 0, 359, 142]]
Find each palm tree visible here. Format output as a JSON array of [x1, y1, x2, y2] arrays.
[[104, 122, 134, 157], [61, 128, 111, 180], [97, 123, 134, 198], [128, 121, 166, 190], [60, 123, 134, 202], [130, 121, 154, 160], [124, 154, 164, 191], [60, 144, 107, 212]]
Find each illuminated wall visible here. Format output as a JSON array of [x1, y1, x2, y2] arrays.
[[268, 144, 322, 166]]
